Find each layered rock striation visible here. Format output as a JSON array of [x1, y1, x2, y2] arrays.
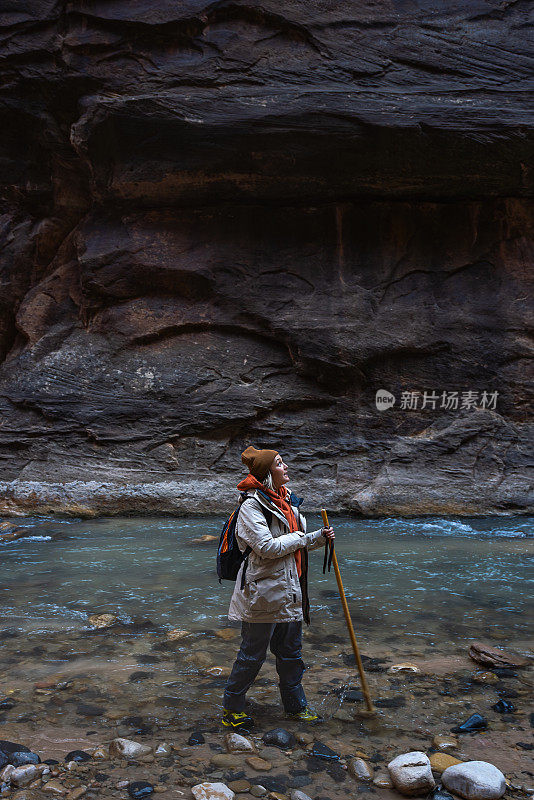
[[0, 1, 532, 515]]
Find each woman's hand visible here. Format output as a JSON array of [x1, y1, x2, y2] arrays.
[[322, 526, 334, 541]]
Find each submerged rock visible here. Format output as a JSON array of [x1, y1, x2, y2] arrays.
[[88, 613, 118, 628], [64, 751, 91, 763], [310, 742, 339, 761], [347, 757, 373, 780], [128, 781, 154, 799], [374, 696, 406, 708], [468, 643, 530, 669], [452, 714, 488, 734], [442, 761, 506, 800], [373, 773, 394, 788], [290, 791, 313, 800], [109, 738, 152, 759], [224, 733, 254, 753], [245, 757, 272, 772], [388, 752, 435, 796], [491, 700, 516, 713], [262, 729, 296, 750]]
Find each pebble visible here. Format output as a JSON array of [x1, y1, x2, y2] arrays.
[[225, 734, 255, 753], [310, 742, 339, 761], [294, 734, 313, 746], [388, 663, 421, 674], [388, 751, 435, 795], [10, 765, 40, 787], [473, 672, 499, 685], [430, 753, 462, 773], [347, 757, 373, 780], [191, 783, 235, 800], [452, 714, 488, 734], [262, 730, 296, 750], [189, 732, 206, 746], [90, 746, 109, 760], [42, 779, 69, 795], [154, 743, 172, 757], [430, 790, 455, 800], [228, 780, 251, 792], [290, 791, 313, 800], [64, 751, 91, 764], [246, 757, 272, 771], [66, 788, 87, 800], [373, 772, 393, 788], [491, 700, 515, 713], [128, 781, 155, 799], [211, 754, 242, 769], [109, 738, 152, 759], [432, 735, 459, 751], [442, 761, 506, 800], [250, 786, 267, 797]]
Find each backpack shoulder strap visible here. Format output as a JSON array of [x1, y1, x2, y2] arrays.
[[239, 492, 273, 528]]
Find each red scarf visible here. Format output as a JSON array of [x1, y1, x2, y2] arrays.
[[237, 474, 302, 577]]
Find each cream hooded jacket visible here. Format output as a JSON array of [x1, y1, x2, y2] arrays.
[[227, 489, 326, 623]]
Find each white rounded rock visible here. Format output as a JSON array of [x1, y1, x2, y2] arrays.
[[109, 738, 152, 759], [388, 751, 435, 796], [10, 765, 40, 787], [224, 732, 255, 753], [191, 783, 235, 800], [442, 761, 506, 800]]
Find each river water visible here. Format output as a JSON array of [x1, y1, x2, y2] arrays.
[[1, 515, 532, 640], [0, 514, 532, 791]]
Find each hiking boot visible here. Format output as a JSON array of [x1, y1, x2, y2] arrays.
[[222, 709, 255, 729], [287, 706, 323, 723]]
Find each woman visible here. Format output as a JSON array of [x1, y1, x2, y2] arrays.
[[222, 445, 335, 729]]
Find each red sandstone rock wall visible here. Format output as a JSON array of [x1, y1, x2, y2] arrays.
[[0, 1, 532, 515]]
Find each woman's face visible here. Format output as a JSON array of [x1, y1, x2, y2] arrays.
[[270, 454, 289, 489]]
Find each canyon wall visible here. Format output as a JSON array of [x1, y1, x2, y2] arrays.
[[0, 0, 532, 515]]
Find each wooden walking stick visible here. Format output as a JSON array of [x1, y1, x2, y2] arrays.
[[321, 508, 375, 715]]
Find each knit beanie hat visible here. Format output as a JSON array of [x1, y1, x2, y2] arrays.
[[241, 445, 278, 481]]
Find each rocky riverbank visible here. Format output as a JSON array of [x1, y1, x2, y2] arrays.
[[0, 620, 532, 800]]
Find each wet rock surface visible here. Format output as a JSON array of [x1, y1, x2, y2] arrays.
[[0, 2, 533, 517]]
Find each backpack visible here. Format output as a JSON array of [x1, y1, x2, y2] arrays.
[[217, 491, 273, 589]]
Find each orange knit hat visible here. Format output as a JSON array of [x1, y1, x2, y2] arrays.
[[241, 445, 278, 480]]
